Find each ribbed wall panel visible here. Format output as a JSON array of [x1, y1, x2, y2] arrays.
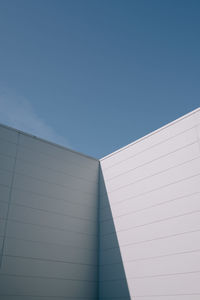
[[0, 107, 199, 299], [0, 125, 99, 300], [99, 108, 200, 299]]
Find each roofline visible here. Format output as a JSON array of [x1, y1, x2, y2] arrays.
[[0, 122, 98, 162], [100, 107, 200, 161], [1, 107, 199, 163]]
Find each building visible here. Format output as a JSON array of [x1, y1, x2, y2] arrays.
[[0, 107, 199, 300]]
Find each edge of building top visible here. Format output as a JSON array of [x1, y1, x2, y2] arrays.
[[100, 106, 200, 161], [0, 122, 99, 162]]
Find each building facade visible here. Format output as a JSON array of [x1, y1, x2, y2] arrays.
[[0, 108, 200, 299]]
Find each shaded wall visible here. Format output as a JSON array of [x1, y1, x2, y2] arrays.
[[100, 108, 200, 300], [0, 125, 99, 300], [0, 108, 200, 300], [98, 168, 131, 300]]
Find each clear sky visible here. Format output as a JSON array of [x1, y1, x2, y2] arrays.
[[0, 0, 199, 158]]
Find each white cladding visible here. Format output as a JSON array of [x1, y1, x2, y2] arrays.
[[100, 108, 200, 300], [0, 107, 199, 299]]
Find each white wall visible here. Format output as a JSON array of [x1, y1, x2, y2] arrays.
[[0, 108, 200, 300], [100, 108, 200, 300], [0, 125, 99, 300]]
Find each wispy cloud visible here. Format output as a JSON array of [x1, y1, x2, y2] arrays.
[[0, 87, 70, 148]]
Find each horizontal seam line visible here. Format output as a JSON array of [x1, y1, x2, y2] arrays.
[[101, 172, 200, 208], [101, 228, 200, 250], [0, 152, 98, 184], [0, 134, 98, 168], [101, 191, 200, 222], [0, 183, 97, 208], [0, 273, 97, 283], [0, 235, 98, 252], [3, 254, 98, 267], [101, 120, 200, 166], [99, 270, 200, 282], [0, 200, 97, 223], [12, 171, 98, 197], [17, 137, 98, 167], [105, 156, 199, 194], [0, 296, 95, 299], [132, 293, 200, 297], [0, 217, 98, 237], [100, 248, 200, 266], [101, 209, 200, 236], [105, 141, 198, 182]]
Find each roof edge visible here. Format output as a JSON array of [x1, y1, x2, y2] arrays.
[[0, 122, 98, 161], [100, 107, 200, 161]]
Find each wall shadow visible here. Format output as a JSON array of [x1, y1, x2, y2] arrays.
[[98, 168, 131, 300]]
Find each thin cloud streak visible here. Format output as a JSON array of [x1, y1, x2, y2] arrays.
[[0, 88, 70, 148]]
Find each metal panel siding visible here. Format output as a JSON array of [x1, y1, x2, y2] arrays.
[[0, 275, 97, 297], [10, 188, 97, 220], [17, 145, 98, 179], [100, 109, 198, 169], [0, 125, 99, 299], [18, 134, 98, 171], [0, 139, 17, 158], [0, 127, 18, 144], [99, 108, 200, 299], [4, 237, 97, 265], [0, 108, 199, 299], [6, 220, 98, 250], [98, 169, 131, 299], [1, 255, 97, 281]]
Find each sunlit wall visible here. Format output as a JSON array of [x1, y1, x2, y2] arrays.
[[0, 108, 199, 300], [100, 108, 200, 300]]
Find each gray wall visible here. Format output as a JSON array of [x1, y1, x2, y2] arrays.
[[98, 169, 131, 300], [100, 108, 200, 300], [0, 108, 200, 300], [0, 125, 99, 300]]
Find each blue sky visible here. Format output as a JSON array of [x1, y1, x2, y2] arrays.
[[0, 0, 199, 158]]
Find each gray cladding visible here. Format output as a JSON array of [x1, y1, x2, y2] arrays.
[[0, 107, 200, 300], [0, 125, 99, 300]]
